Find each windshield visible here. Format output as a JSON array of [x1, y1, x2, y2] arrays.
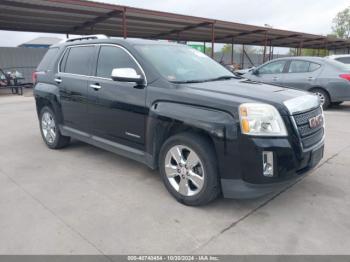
[[134, 44, 235, 83]]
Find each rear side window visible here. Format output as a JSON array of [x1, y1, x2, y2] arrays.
[[96, 46, 139, 78], [309, 62, 321, 72], [288, 60, 310, 73], [288, 61, 321, 73], [37, 48, 59, 71], [335, 57, 350, 64], [63, 46, 94, 75]]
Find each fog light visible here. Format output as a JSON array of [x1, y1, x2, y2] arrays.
[[263, 151, 274, 177]]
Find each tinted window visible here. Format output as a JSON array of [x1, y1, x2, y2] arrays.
[[259, 60, 286, 74], [64, 46, 94, 75], [336, 57, 350, 64], [96, 46, 139, 78], [288, 60, 310, 73], [37, 48, 59, 71], [309, 62, 321, 72]]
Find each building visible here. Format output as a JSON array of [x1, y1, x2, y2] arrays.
[[18, 37, 62, 48]]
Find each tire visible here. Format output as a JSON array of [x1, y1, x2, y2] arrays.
[[159, 132, 220, 206], [331, 101, 343, 106], [39, 106, 70, 149], [311, 88, 330, 109]]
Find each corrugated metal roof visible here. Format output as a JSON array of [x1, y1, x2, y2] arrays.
[[0, 0, 349, 50]]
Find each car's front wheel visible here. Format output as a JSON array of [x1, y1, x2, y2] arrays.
[[159, 133, 220, 206], [39, 106, 70, 149]]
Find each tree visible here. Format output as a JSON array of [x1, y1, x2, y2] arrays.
[[288, 48, 328, 57], [332, 6, 350, 39]]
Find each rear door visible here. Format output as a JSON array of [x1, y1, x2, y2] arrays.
[[55, 45, 95, 132], [283, 60, 322, 91], [87, 44, 147, 150], [250, 60, 287, 85]]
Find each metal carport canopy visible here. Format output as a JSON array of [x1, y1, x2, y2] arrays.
[[1, 0, 350, 51]]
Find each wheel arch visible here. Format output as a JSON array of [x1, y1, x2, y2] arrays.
[[34, 83, 63, 124], [309, 86, 332, 102]]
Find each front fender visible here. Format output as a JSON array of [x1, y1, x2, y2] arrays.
[[145, 101, 238, 168]]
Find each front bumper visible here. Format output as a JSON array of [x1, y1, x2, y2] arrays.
[[220, 136, 324, 199]]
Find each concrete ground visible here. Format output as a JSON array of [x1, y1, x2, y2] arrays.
[[0, 92, 350, 255]]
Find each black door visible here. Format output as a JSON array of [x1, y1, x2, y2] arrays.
[[88, 45, 147, 150], [56, 45, 95, 132]]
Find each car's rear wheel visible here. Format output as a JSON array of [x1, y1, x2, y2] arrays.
[[159, 132, 220, 206], [311, 88, 330, 109], [40, 106, 70, 149]]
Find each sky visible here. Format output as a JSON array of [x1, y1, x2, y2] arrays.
[[0, 0, 349, 51]]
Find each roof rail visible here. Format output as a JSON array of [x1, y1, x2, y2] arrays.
[[63, 34, 108, 43]]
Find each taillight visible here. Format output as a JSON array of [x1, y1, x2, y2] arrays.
[[339, 74, 350, 81], [32, 71, 37, 84]]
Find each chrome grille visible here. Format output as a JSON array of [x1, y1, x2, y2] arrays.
[[292, 107, 324, 149]]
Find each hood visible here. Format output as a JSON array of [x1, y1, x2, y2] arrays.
[[184, 78, 315, 114]]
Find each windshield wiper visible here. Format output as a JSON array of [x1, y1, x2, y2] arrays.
[[170, 79, 207, 84], [206, 75, 240, 81], [170, 75, 239, 84]]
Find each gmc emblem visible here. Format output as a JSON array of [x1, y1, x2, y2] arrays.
[[309, 114, 323, 129]]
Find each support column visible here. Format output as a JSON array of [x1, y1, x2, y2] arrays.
[[122, 7, 127, 39], [263, 31, 268, 63], [231, 38, 234, 65], [298, 41, 304, 56], [203, 42, 206, 54], [211, 22, 215, 58], [66, 33, 69, 39], [241, 44, 245, 68]]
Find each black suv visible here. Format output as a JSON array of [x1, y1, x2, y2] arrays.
[[34, 35, 325, 206]]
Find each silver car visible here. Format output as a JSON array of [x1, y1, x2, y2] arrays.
[[244, 57, 350, 108], [326, 54, 350, 65]]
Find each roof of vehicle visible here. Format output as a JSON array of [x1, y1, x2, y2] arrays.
[[325, 54, 350, 59], [51, 36, 183, 48], [266, 56, 326, 63]]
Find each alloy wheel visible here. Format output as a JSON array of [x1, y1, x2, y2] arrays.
[[164, 145, 205, 196], [41, 111, 56, 144], [315, 92, 325, 105]]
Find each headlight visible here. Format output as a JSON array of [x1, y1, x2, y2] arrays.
[[239, 103, 287, 136]]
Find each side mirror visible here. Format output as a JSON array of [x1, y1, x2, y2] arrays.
[[111, 68, 144, 84], [252, 69, 259, 75]]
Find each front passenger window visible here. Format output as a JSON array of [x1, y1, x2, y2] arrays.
[[96, 46, 140, 78], [258, 60, 286, 74]]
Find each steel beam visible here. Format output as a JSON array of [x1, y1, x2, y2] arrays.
[[247, 34, 301, 46], [279, 37, 325, 47], [70, 9, 122, 33], [215, 29, 267, 41], [151, 22, 212, 39]]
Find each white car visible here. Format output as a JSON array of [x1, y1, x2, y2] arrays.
[[326, 54, 350, 64]]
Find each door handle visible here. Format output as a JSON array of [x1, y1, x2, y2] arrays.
[[273, 77, 279, 81], [54, 78, 62, 84], [307, 77, 314, 81], [90, 83, 101, 90]]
